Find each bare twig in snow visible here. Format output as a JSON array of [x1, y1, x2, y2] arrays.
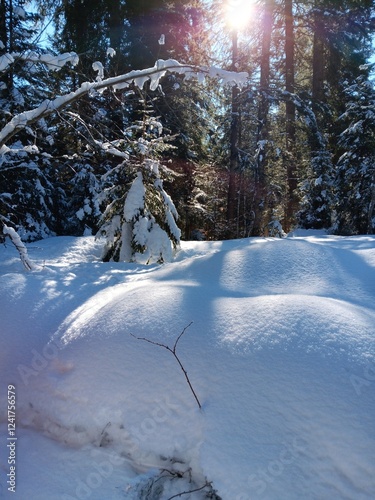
[[131, 322, 202, 410], [167, 481, 214, 499]]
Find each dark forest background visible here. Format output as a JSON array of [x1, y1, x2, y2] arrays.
[[1, 0, 374, 260]]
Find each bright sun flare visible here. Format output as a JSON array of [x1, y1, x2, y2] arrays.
[[225, 0, 254, 29]]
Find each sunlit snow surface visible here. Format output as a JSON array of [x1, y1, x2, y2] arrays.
[[0, 233, 374, 499]]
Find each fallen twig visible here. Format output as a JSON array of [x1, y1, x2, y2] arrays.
[[167, 481, 212, 499], [131, 322, 202, 410]]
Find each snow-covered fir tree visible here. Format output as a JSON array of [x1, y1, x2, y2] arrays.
[[0, 1, 62, 240], [295, 96, 334, 230], [97, 116, 181, 264], [0, 147, 58, 240], [334, 72, 375, 234]]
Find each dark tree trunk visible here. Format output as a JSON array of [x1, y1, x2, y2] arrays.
[[312, 7, 325, 105], [284, 0, 297, 231], [227, 30, 239, 228], [256, 0, 273, 182], [253, 0, 274, 234]]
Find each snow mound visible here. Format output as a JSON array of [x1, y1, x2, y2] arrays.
[[0, 235, 374, 499]]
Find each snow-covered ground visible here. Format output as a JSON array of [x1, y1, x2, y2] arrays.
[[0, 232, 374, 499]]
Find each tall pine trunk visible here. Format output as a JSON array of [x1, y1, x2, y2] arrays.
[[312, 6, 325, 107], [227, 30, 239, 231], [0, 0, 13, 98], [284, 0, 297, 231], [256, 0, 273, 181], [254, 0, 274, 234]]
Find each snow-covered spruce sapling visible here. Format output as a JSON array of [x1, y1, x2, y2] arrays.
[[131, 322, 202, 410], [97, 116, 181, 264]]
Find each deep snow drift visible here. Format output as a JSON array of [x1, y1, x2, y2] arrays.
[[0, 232, 374, 499]]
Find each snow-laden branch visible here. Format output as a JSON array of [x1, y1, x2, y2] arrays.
[[0, 59, 248, 151], [0, 51, 79, 73], [2, 223, 33, 270]]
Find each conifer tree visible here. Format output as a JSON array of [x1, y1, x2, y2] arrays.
[[334, 72, 375, 234], [0, 0, 62, 240], [298, 0, 374, 231], [98, 115, 180, 263]]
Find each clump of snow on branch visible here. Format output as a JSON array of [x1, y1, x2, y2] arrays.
[[209, 65, 248, 86], [112, 59, 248, 92], [37, 52, 79, 71], [106, 47, 116, 58], [2, 224, 33, 270], [124, 172, 146, 221], [0, 53, 14, 72], [92, 61, 104, 82], [0, 51, 79, 74], [14, 5, 26, 19], [93, 140, 129, 158]]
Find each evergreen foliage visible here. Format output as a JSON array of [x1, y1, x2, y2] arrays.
[[98, 116, 180, 263], [334, 72, 375, 234]]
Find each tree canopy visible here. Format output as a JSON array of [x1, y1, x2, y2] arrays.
[[1, 0, 374, 265]]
